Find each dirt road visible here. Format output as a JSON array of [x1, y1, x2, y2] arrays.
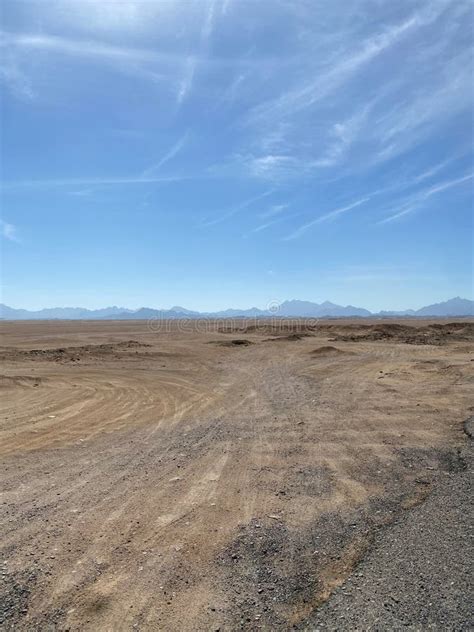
[[1, 319, 472, 630]]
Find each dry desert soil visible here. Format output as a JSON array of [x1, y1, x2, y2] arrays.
[[0, 318, 473, 631]]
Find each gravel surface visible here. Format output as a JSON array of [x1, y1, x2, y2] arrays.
[[301, 418, 474, 631]]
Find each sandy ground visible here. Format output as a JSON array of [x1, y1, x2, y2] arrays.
[[0, 319, 473, 630]]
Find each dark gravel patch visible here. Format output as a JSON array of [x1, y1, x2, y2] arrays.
[[214, 436, 473, 631], [299, 419, 474, 631], [0, 567, 39, 629], [0, 340, 153, 363], [210, 339, 254, 347]]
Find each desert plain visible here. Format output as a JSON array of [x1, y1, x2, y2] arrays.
[[0, 318, 473, 630]]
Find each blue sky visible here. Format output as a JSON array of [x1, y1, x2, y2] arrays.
[[0, 0, 472, 311]]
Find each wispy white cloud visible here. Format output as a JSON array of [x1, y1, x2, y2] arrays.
[[34, 0, 172, 36], [251, 220, 278, 233], [142, 133, 189, 177], [233, 1, 467, 184], [378, 172, 474, 224], [203, 189, 275, 226], [177, 56, 197, 105], [247, 4, 448, 126], [0, 25, 259, 102], [0, 175, 192, 190], [69, 188, 94, 197], [284, 197, 371, 240], [251, 212, 295, 234], [1, 219, 19, 242], [411, 158, 457, 185], [246, 155, 298, 180], [356, 152, 471, 201], [380, 61, 470, 146], [241, 98, 378, 180], [0, 31, 161, 64], [0, 30, 171, 96], [1, 0, 471, 250], [259, 203, 289, 219], [323, 263, 441, 285], [373, 54, 473, 163], [176, 0, 218, 106], [312, 102, 374, 168], [0, 29, 265, 71], [426, 173, 474, 197], [221, 0, 232, 16], [252, 205, 294, 232], [0, 58, 34, 100], [215, 72, 247, 109], [202, 0, 217, 43]]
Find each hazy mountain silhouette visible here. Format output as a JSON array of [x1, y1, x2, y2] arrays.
[[1, 297, 472, 320], [414, 297, 474, 317]]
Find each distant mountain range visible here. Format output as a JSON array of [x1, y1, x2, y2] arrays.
[[1, 297, 472, 320]]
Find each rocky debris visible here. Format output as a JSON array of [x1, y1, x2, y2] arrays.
[[0, 340, 152, 363], [218, 322, 319, 336], [218, 321, 474, 346], [332, 322, 474, 345]]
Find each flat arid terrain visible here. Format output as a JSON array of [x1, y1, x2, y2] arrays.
[[1, 318, 473, 630]]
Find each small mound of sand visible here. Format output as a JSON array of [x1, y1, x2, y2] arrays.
[[311, 346, 352, 357], [265, 333, 309, 342]]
